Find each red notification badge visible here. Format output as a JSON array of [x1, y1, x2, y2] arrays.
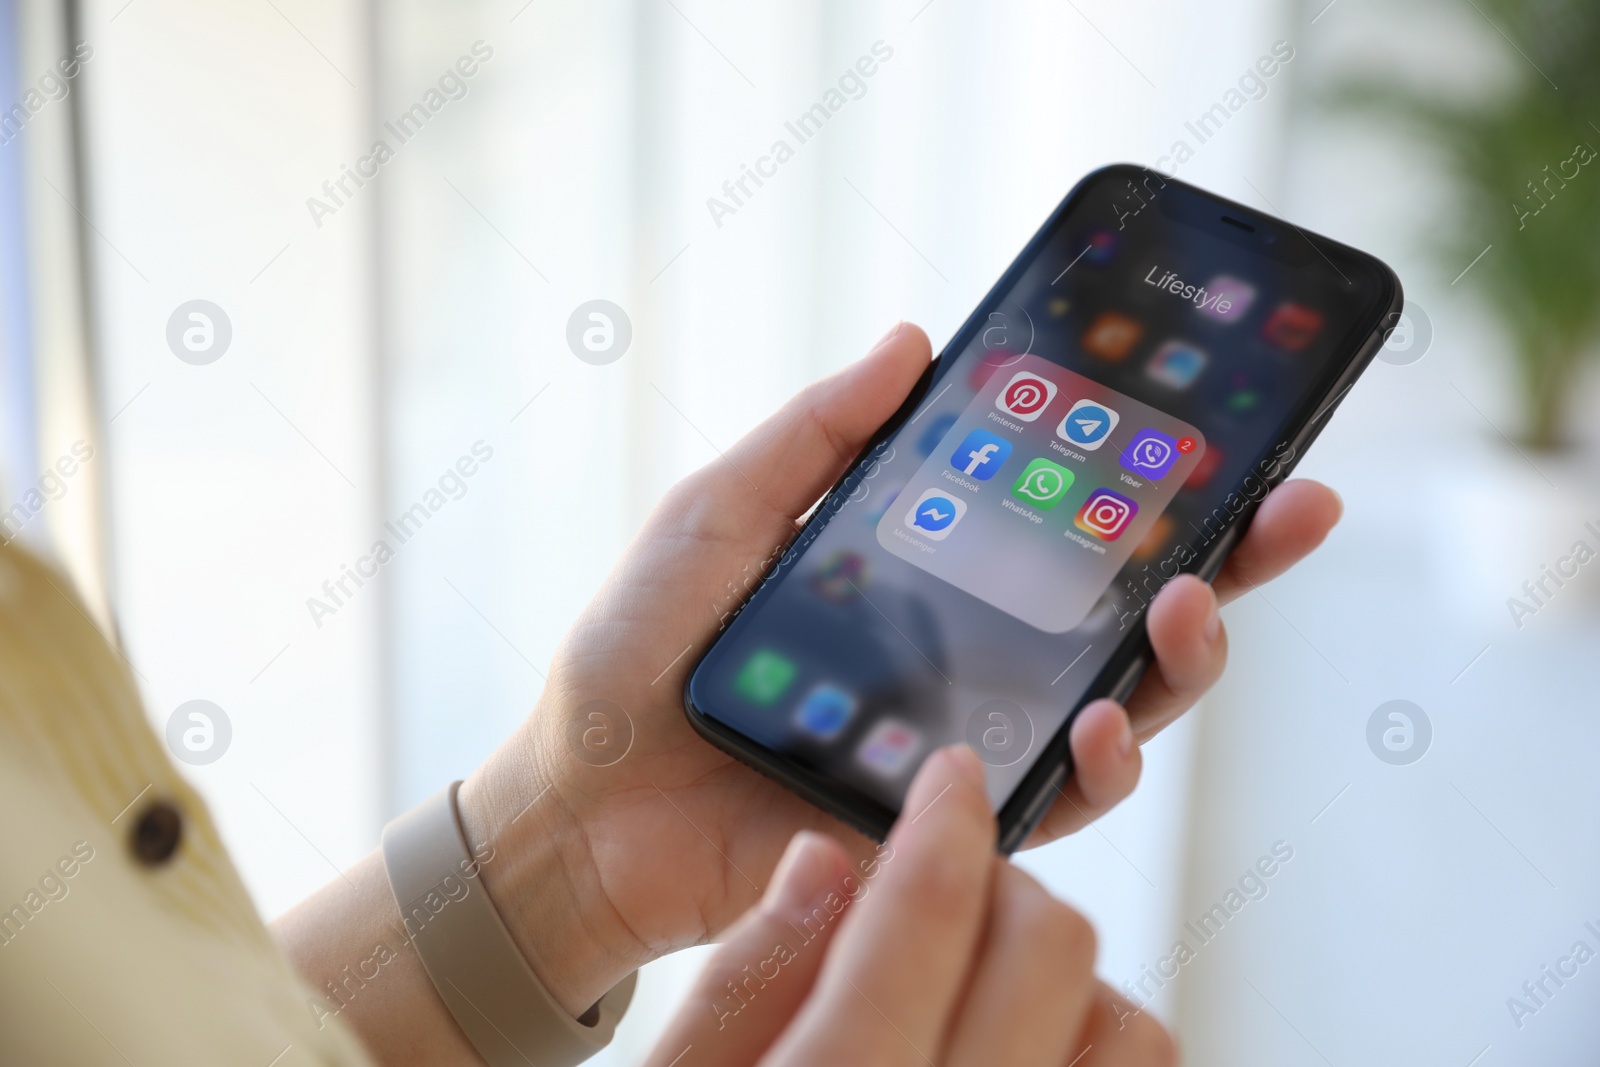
[[1177, 437, 1197, 454]]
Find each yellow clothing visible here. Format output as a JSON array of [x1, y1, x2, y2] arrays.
[[0, 542, 372, 1066]]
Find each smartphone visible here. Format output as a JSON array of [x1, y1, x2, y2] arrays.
[[684, 164, 1401, 852]]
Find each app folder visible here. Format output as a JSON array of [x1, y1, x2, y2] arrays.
[[877, 353, 1204, 632]]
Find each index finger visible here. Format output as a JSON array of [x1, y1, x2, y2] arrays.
[[763, 746, 996, 1066]]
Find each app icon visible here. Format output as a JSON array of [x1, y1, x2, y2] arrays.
[[1198, 275, 1256, 322], [1056, 399, 1120, 451], [1082, 229, 1118, 265], [1261, 302, 1324, 351], [857, 718, 921, 777], [904, 489, 967, 540], [793, 683, 857, 740], [1075, 489, 1139, 541], [1081, 312, 1144, 361], [1222, 371, 1264, 414], [1120, 428, 1181, 480], [1132, 515, 1174, 561], [810, 550, 867, 604], [1184, 444, 1223, 490], [994, 371, 1058, 421], [1010, 458, 1075, 510], [949, 429, 1014, 480], [1146, 340, 1208, 389], [915, 411, 959, 458], [735, 649, 797, 705]]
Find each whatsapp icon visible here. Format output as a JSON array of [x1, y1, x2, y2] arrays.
[[1010, 457, 1074, 510]]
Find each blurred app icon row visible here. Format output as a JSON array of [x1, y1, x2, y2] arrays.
[[1079, 300, 1324, 388], [733, 647, 921, 778]]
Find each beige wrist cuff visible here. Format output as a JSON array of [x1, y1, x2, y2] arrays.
[[381, 781, 635, 1067]]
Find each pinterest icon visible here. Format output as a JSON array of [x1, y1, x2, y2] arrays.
[[994, 371, 1059, 422]]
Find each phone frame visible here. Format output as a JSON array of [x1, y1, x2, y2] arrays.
[[683, 163, 1403, 853]]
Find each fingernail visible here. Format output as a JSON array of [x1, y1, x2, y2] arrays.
[[870, 321, 904, 352], [1329, 487, 1345, 522], [1117, 714, 1134, 759], [902, 745, 987, 824], [763, 832, 836, 917], [1203, 603, 1222, 644], [941, 743, 987, 789]]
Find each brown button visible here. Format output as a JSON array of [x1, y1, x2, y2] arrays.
[[130, 800, 183, 866]]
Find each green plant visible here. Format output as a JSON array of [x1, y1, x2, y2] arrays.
[[1328, 0, 1600, 450]]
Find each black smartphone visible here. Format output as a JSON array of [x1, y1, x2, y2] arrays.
[[684, 164, 1401, 852]]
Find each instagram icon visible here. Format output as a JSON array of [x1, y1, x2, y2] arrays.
[[1074, 489, 1138, 541]]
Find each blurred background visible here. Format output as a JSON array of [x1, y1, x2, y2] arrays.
[[2, 0, 1598, 1062]]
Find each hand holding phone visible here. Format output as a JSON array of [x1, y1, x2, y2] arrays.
[[464, 306, 1344, 1013], [640, 746, 1176, 1067], [686, 166, 1396, 849]]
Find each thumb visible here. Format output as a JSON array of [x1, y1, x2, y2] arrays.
[[641, 831, 856, 1067], [702, 321, 932, 532]]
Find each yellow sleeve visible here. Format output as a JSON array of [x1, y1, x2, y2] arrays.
[[0, 542, 375, 1066]]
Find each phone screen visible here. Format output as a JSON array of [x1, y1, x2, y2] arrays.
[[687, 167, 1393, 827]]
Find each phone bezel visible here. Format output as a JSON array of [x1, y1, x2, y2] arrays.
[[682, 163, 1403, 852]]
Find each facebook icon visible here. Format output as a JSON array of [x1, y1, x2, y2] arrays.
[[948, 428, 1013, 480]]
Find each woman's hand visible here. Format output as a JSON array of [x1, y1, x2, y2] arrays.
[[457, 322, 1344, 1016], [643, 746, 1175, 1067]]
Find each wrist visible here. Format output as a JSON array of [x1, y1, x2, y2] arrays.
[[455, 718, 645, 1018]]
